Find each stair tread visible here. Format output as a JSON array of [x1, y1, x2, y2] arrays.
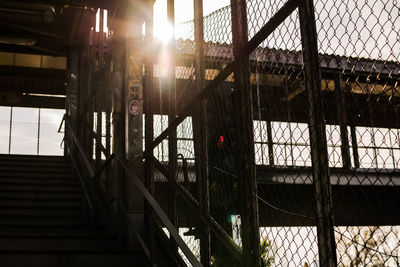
[[0, 203, 83, 210], [0, 179, 80, 186], [0, 187, 81, 192], [0, 154, 67, 160], [0, 248, 140, 253], [0, 196, 82, 201], [0, 173, 70, 177], [0, 209, 82, 216], [0, 155, 150, 267], [0, 232, 114, 238], [0, 214, 83, 218], [0, 226, 104, 233]]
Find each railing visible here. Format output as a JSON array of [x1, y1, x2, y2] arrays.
[[59, 114, 202, 267]]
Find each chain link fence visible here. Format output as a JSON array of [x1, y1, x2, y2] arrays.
[[316, 0, 400, 266], [147, 0, 400, 265]]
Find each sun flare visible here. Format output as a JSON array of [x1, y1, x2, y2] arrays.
[[156, 22, 174, 43]]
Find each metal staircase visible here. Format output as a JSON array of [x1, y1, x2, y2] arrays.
[[0, 154, 150, 267]]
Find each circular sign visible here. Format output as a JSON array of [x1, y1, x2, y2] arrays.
[[128, 100, 140, 116]]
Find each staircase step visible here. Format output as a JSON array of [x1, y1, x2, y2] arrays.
[[0, 172, 70, 179], [0, 191, 82, 200], [0, 178, 80, 186], [0, 225, 103, 234], [0, 215, 86, 227], [0, 184, 81, 192], [0, 154, 68, 162], [0, 251, 149, 267], [0, 166, 71, 173], [0, 233, 120, 251], [0, 198, 82, 208], [0, 207, 82, 217], [0, 162, 71, 170], [0, 155, 150, 267]]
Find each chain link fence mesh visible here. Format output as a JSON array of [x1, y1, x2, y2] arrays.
[[315, 0, 400, 266], [147, 0, 400, 265]]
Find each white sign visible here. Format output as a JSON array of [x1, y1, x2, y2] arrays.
[[128, 100, 140, 116]]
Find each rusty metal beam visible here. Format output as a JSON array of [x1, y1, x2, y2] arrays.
[[230, 0, 260, 266], [299, 0, 337, 266], [147, 0, 298, 152], [193, 0, 211, 265]]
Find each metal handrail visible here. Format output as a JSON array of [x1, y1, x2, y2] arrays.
[[61, 116, 97, 217], [91, 130, 110, 158], [57, 114, 66, 134], [59, 115, 202, 267], [64, 117, 95, 177], [57, 114, 66, 148], [150, 155, 243, 263], [114, 153, 202, 267]]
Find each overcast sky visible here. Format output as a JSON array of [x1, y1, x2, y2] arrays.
[[153, 0, 230, 38], [152, 0, 399, 61]]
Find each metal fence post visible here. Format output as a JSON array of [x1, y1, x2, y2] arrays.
[[111, 28, 127, 231], [167, 0, 178, 255], [230, 0, 261, 266], [334, 73, 351, 169], [193, 0, 211, 265], [299, 0, 337, 266], [95, 9, 104, 168], [144, 0, 157, 264]]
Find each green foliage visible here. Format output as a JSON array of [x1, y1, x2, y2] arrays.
[[260, 238, 274, 267], [210, 238, 274, 267]]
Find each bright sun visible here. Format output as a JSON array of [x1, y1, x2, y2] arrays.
[[153, 0, 174, 43], [156, 22, 174, 43]]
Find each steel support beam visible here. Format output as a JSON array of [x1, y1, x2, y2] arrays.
[[143, 1, 157, 264], [111, 34, 127, 230], [167, 0, 178, 256], [299, 0, 337, 266], [147, 0, 298, 153], [230, 0, 260, 266], [193, 0, 211, 265], [334, 73, 351, 169]]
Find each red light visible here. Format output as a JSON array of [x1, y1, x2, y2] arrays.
[[219, 135, 224, 143]]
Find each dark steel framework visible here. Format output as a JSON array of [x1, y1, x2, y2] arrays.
[[62, 0, 400, 266]]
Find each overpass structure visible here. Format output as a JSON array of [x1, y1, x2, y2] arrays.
[[0, 0, 399, 266]]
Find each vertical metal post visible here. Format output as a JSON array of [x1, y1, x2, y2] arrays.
[[95, 9, 104, 167], [112, 31, 127, 231], [87, 13, 95, 160], [334, 73, 351, 169], [266, 121, 274, 165], [79, 52, 89, 156], [299, 0, 337, 266], [350, 125, 359, 168], [99, 9, 104, 69], [167, 0, 178, 254], [66, 46, 80, 157], [37, 108, 41, 155], [193, 0, 210, 265], [144, 0, 156, 264], [9, 106, 12, 154], [230, 0, 260, 266], [104, 28, 111, 158], [96, 110, 103, 165], [105, 53, 112, 198]]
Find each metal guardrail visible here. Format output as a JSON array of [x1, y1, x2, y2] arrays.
[[58, 114, 202, 267]]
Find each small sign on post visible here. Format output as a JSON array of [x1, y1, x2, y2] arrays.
[[128, 99, 140, 116]]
